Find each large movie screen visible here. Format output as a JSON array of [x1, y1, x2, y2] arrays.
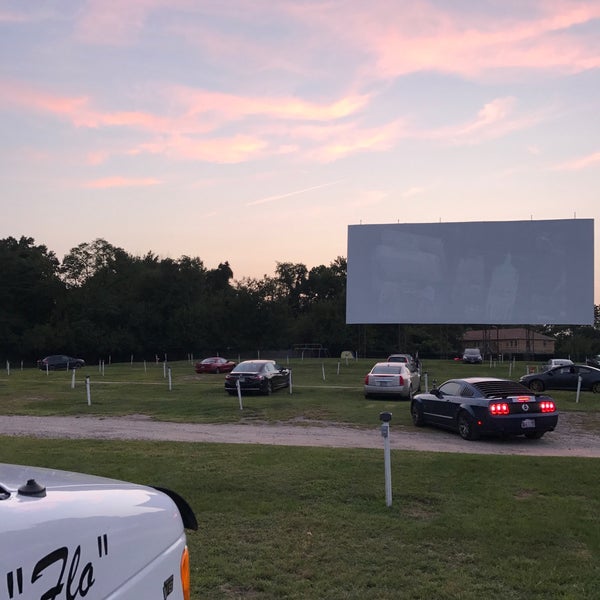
[[346, 219, 594, 325]]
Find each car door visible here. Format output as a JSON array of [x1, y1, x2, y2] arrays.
[[423, 381, 462, 426], [272, 363, 289, 389], [548, 365, 579, 390], [576, 366, 599, 390], [437, 381, 468, 424], [408, 365, 421, 392]]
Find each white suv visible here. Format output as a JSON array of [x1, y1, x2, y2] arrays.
[[0, 463, 197, 599]]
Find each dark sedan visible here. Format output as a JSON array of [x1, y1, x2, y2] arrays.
[[410, 377, 558, 440], [194, 356, 236, 374], [225, 360, 290, 395], [520, 364, 600, 393], [37, 355, 85, 370]]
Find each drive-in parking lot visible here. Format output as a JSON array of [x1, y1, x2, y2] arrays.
[[1, 411, 599, 457]]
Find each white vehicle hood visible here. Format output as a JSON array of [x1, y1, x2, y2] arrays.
[[0, 463, 191, 599]]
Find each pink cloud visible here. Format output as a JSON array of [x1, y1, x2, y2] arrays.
[[289, 1, 600, 81], [172, 86, 371, 122], [422, 97, 552, 145], [134, 133, 269, 164], [74, 0, 182, 45], [553, 152, 600, 171], [83, 176, 162, 189]]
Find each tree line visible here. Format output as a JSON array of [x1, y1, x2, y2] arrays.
[[1, 236, 599, 365]]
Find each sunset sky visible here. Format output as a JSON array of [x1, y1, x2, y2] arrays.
[[1, 1, 598, 301]]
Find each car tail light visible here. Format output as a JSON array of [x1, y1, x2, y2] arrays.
[[489, 402, 510, 416], [539, 400, 556, 413]]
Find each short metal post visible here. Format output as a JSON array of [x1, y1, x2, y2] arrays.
[[380, 412, 393, 507], [236, 379, 243, 410], [86, 376, 91, 406]]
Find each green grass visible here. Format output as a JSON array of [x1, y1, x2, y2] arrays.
[[0, 358, 599, 430], [2, 359, 600, 598], [2, 437, 599, 599]]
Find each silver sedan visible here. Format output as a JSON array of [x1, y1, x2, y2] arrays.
[[364, 362, 421, 399]]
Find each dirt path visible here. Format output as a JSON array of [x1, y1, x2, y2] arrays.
[[1, 413, 599, 457]]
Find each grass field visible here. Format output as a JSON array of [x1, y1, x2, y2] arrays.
[[1, 357, 599, 427], [2, 358, 600, 598]]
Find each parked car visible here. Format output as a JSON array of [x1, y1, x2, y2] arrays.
[[194, 356, 236, 374], [225, 360, 290, 395], [462, 348, 483, 364], [542, 358, 573, 371], [364, 362, 421, 399], [386, 353, 419, 372], [520, 364, 600, 393], [37, 355, 85, 370], [410, 377, 558, 440], [0, 462, 197, 599]]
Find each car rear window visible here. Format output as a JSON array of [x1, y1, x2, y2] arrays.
[[471, 380, 533, 397], [372, 365, 404, 375], [233, 362, 263, 372]]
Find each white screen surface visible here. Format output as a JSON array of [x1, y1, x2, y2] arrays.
[[346, 219, 594, 325]]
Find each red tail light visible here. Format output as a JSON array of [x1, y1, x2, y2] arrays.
[[539, 400, 556, 413], [489, 402, 510, 416]]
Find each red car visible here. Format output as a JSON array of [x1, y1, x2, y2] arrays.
[[194, 357, 236, 374]]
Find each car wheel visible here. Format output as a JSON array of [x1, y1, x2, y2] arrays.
[[525, 431, 545, 439], [411, 402, 424, 427], [528, 379, 545, 393], [215, 368, 220, 374], [457, 411, 479, 441], [264, 381, 272, 396], [592, 382, 600, 394]]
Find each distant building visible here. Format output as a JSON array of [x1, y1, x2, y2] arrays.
[[462, 328, 555, 358]]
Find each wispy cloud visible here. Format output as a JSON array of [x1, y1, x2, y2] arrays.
[[83, 177, 162, 189], [400, 187, 426, 199], [422, 97, 552, 145], [247, 180, 344, 206], [552, 152, 600, 171], [292, 1, 600, 82]]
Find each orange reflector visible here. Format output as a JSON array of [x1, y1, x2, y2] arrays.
[[181, 545, 191, 600]]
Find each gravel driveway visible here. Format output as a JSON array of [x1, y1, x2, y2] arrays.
[[1, 412, 599, 457]]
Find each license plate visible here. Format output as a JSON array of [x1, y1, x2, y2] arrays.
[[377, 380, 391, 387], [521, 419, 535, 429]]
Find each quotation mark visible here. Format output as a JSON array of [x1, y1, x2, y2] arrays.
[[6, 568, 23, 598]]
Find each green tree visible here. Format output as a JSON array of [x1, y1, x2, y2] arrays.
[[0, 236, 63, 358]]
